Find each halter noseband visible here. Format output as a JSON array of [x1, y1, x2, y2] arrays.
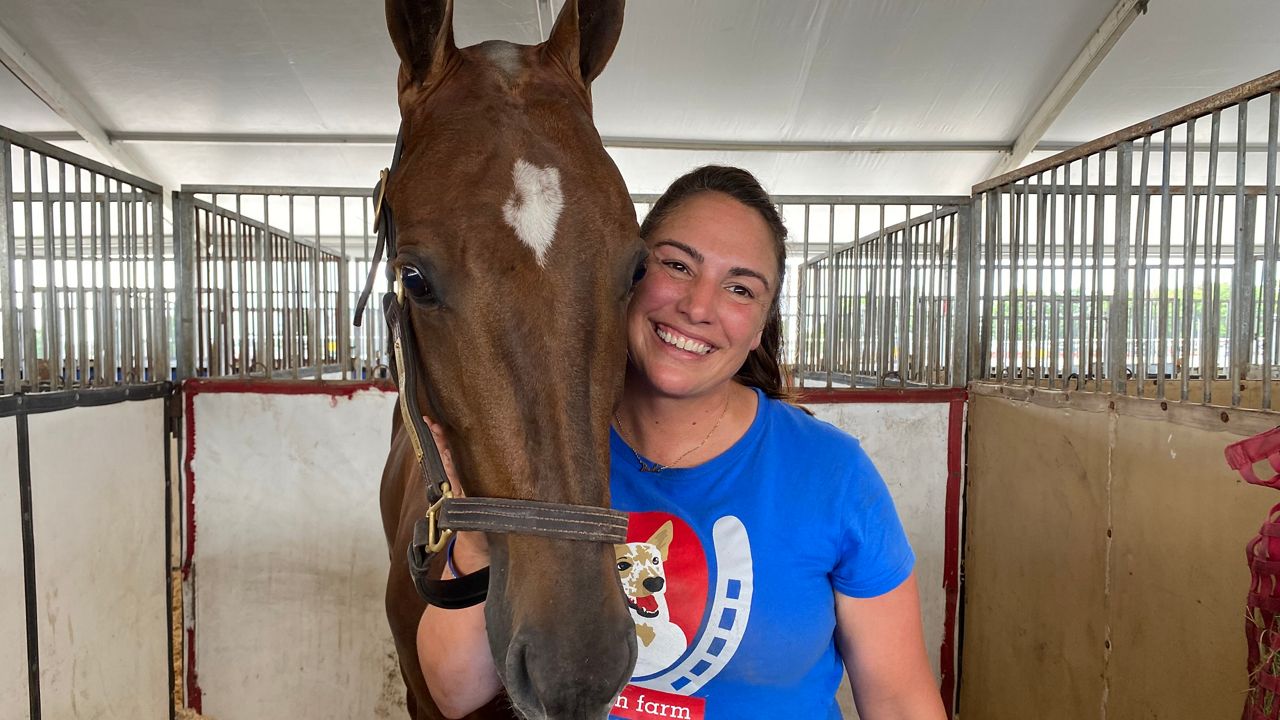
[[355, 131, 630, 609]]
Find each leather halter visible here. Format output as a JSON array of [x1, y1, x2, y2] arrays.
[[354, 130, 630, 609]]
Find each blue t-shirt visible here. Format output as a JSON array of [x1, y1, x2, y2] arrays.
[[607, 388, 914, 720]]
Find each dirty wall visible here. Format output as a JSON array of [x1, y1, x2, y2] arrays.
[[1, 396, 170, 720], [959, 384, 1276, 718]]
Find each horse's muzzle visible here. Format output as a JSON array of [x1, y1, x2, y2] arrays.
[[486, 537, 638, 719]]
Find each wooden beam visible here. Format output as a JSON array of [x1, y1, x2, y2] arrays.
[[985, 0, 1150, 179]]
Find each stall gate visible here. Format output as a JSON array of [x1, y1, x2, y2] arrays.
[[1, 388, 174, 720], [959, 71, 1280, 717], [1, 126, 175, 720]]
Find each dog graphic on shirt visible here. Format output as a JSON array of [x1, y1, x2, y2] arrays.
[[616, 521, 687, 676]]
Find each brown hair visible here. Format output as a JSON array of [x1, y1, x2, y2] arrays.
[[639, 165, 794, 401]]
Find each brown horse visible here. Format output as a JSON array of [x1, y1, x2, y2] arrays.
[[377, 1, 641, 718]]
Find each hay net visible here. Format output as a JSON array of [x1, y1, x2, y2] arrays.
[[1228, 427, 1280, 720]]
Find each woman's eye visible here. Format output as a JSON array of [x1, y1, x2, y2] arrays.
[[401, 266, 434, 302], [663, 260, 689, 274], [728, 284, 755, 299]]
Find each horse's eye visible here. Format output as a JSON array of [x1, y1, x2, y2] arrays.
[[617, 561, 631, 572], [401, 266, 434, 303], [631, 257, 648, 286]]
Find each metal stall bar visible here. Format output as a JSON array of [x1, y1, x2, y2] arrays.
[[235, 194, 249, 378], [1231, 101, 1253, 409], [257, 198, 270, 376], [954, 202, 973, 387], [979, 192, 997, 381], [41, 155, 57, 389], [1178, 122, 1197, 402], [1264, 90, 1279, 411], [1201, 112, 1222, 404], [22, 149, 35, 387], [338, 197, 350, 379], [1109, 142, 1133, 394], [1156, 133, 1173, 400], [73, 166, 87, 386], [1131, 138, 1152, 397], [1089, 152, 1106, 388], [152, 179, 167, 380], [1061, 163, 1076, 388], [288, 195, 299, 377], [829, 204, 839, 386], [311, 198, 322, 379], [0, 139, 16, 393]]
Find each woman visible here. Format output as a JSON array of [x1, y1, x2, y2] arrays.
[[420, 166, 946, 719]]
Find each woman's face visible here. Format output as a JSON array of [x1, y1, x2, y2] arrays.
[[627, 191, 778, 400]]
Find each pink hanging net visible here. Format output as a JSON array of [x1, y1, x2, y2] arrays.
[[1227, 426, 1280, 720]]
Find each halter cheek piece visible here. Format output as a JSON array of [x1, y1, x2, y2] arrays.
[[354, 131, 630, 609]]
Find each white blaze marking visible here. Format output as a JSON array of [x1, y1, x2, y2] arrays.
[[502, 159, 564, 267]]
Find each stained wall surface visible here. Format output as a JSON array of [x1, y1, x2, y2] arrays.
[[809, 400, 955, 681], [960, 390, 1274, 719], [187, 386, 403, 720], [0, 415, 30, 720], [26, 400, 170, 720]]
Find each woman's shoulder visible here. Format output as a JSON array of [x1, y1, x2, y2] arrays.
[[755, 395, 887, 513]]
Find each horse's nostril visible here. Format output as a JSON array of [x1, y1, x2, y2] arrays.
[[642, 576, 664, 592], [503, 637, 537, 713]]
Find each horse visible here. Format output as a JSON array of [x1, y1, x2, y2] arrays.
[[374, 1, 641, 718]]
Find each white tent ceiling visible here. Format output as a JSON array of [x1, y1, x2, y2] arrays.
[[0, 0, 1277, 196]]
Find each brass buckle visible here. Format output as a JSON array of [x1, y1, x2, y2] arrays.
[[426, 481, 455, 553]]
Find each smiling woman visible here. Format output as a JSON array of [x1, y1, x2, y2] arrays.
[[604, 165, 946, 720]]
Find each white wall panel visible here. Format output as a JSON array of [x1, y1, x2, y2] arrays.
[[0, 415, 31, 720], [27, 399, 168, 720], [807, 401, 955, 680], [188, 387, 401, 719]]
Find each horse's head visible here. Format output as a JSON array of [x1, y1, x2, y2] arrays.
[[384, 0, 640, 716]]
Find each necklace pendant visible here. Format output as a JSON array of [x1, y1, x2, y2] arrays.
[[638, 460, 666, 473]]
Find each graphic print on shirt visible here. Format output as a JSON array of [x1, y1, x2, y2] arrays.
[[614, 511, 753, 709], [616, 521, 689, 675]]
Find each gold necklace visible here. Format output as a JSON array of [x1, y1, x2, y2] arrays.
[[613, 396, 730, 473]]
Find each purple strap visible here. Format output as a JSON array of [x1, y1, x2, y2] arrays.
[[445, 534, 461, 578]]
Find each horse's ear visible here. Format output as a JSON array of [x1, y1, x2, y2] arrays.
[[544, 0, 625, 86], [385, 0, 457, 89]]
